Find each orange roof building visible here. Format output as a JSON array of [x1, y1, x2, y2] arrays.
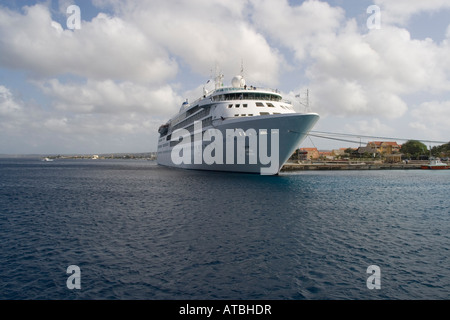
[[299, 148, 320, 160], [367, 141, 401, 154]]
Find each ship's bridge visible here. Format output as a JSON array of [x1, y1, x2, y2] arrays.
[[208, 74, 283, 102], [211, 89, 282, 102]]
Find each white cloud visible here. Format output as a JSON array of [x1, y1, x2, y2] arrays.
[[308, 78, 408, 119], [250, 0, 345, 63], [0, 85, 41, 134], [0, 4, 177, 83], [374, 0, 450, 25], [0, 84, 165, 153], [95, 0, 284, 85], [0, 85, 22, 117], [36, 79, 181, 116], [410, 100, 450, 140], [344, 118, 395, 137], [0, 85, 49, 152], [365, 26, 450, 94], [260, 9, 450, 119]]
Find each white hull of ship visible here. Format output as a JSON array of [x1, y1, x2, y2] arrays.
[[157, 113, 319, 175]]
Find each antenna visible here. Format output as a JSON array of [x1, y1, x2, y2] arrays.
[[214, 63, 224, 90], [296, 89, 310, 113], [306, 89, 309, 112]]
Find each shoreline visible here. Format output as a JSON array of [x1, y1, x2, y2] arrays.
[[281, 162, 424, 171], [3, 156, 446, 171]]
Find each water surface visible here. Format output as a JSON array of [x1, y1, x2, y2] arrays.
[[1, 158, 449, 299]]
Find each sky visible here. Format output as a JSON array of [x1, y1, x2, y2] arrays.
[[1, 0, 450, 155]]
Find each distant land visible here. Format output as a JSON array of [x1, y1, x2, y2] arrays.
[[0, 152, 157, 160]]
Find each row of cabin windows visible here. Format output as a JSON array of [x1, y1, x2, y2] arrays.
[[228, 102, 272, 108], [228, 104, 248, 108], [172, 104, 213, 127], [169, 117, 213, 147], [234, 112, 281, 117], [227, 102, 290, 109], [183, 116, 213, 134], [172, 107, 211, 131]]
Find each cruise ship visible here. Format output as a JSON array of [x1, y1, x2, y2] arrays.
[[157, 73, 319, 175]]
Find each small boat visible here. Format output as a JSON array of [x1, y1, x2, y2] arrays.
[[42, 157, 54, 162], [421, 159, 449, 170]]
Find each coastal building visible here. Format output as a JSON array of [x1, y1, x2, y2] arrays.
[[357, 145, 378, 156], [332, 148, 347, 157], [384, 153, 403, 163], [367, 141, 401, 154], [319, 151, 334, 160], [299, 148, 319, 160], [292, 143, 403, 162]]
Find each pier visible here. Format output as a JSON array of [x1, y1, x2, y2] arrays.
[[281, 161, 423, 171]]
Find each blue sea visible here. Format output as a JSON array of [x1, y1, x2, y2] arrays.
[[1, 158, 449, 300]]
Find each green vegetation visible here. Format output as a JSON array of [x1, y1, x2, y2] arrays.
[[431, 142, 450, 158], [400, 140, 450, 160], [400, 140, 428, 160]]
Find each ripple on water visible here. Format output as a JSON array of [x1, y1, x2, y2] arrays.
[[1, 160, 450, 299]]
